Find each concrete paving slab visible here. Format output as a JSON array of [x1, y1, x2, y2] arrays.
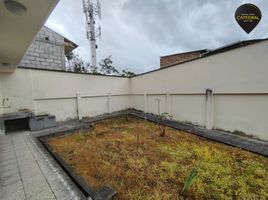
[[20, 164, 41, 174], [0, 144, 13, 150], [17, 159, 37, 168], [17, 156, 36, 164], [0, 162, 18, 175], [0, 172, 20, 187], [0, 181, 26, 200], [0, 148, 15, 155], [0, 146, 13, 152], [0, 159, 16, 169], [27, 189, 55, 200], [0, 167, 19, 179], [0, 122, 88, 200], [14, 149, 30, 156], [0, 155, 16, 163], [0, 147, 13, 152], [0, 138, 11, 142], [22, 172, 46, 185], [21, 170, 44, 181], [24, 179, 54, 200]]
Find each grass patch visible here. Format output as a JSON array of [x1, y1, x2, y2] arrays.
[[48, 116, 268, 200]]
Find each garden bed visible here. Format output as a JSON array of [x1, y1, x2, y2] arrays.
[[46, 116, 268, 199]]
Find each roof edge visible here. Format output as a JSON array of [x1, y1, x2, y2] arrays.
[[44, 25, 78, 48], [160, 49, 208, 58]]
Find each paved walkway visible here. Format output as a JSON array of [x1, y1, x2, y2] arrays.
[[0, 129, 86, 200]]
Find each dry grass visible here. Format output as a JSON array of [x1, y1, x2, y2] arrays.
[[48, 116, 268, 200]]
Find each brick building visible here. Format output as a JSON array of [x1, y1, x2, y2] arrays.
[[19, 26, 77, 71], [160, 49, 208, 68]]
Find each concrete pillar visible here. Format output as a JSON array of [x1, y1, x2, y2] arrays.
[[165, 93, 171, 114], [107, 93, 111, 114], [156, 98, 161, 116], [143, 93, 147, 120], [129, 94, 133, 110], [29, 70, 36, 112], [205, 89, 214, 130], [143, 93, 147, 113], [76, 93, 82, 120]]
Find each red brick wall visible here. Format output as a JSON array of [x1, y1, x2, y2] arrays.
[[160, 52, 203, 68]]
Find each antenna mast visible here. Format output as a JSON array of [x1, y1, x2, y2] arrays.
[[83, 0, 101, 68]]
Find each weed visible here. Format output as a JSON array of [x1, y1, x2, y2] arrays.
[[180, 166, 199, 195], [158, 112, 173, 137], [232, 130, 254, 139]]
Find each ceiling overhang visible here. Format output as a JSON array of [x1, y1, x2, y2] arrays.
[[0, 0, 59, 72]]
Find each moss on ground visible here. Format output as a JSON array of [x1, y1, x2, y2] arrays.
[[48, 116, 268, 200]]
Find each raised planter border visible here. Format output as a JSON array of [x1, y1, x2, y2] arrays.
[[38, 128, 117, 200], [38, 110, 268, 199]]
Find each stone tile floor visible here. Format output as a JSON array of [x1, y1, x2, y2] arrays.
[[0, 131, 86, 200]]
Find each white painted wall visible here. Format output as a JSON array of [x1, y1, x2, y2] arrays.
[[213, 95, 268, 138], [81, 96, 108, 118], [171, 95, 206, 126], [0, 41, 268, 140], [0, 82, 3, 115], [131, 41, 268, 94], [131, 41, 268, 141], [0, 69, 34, 113], [0, 68, 131, 121]]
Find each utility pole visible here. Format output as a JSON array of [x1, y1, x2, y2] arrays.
[[83, 0, 101, 68]]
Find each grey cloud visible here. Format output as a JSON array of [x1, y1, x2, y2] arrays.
[[46, 0, 268, 73]]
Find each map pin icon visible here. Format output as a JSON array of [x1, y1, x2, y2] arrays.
[[235, 4, 262, 34]]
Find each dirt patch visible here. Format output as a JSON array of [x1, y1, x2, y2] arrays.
[[48, 116, 268, 200]]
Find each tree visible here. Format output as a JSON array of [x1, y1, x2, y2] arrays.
[[99, 56, 119, 75], [72, 53, 87, 73], [66, 53, 137, 77], [88, 64, 100, 74], [65, 52, 88, 73], [65, 52, 74, 70], [121, 69, 136, 77]]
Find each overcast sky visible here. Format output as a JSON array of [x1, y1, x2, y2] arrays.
[[46, 0, 268, 73]]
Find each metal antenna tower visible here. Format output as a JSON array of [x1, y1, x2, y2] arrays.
[[83, 0, 101, 68]]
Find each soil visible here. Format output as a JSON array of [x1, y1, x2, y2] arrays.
[[48, 116, 268, 200]]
